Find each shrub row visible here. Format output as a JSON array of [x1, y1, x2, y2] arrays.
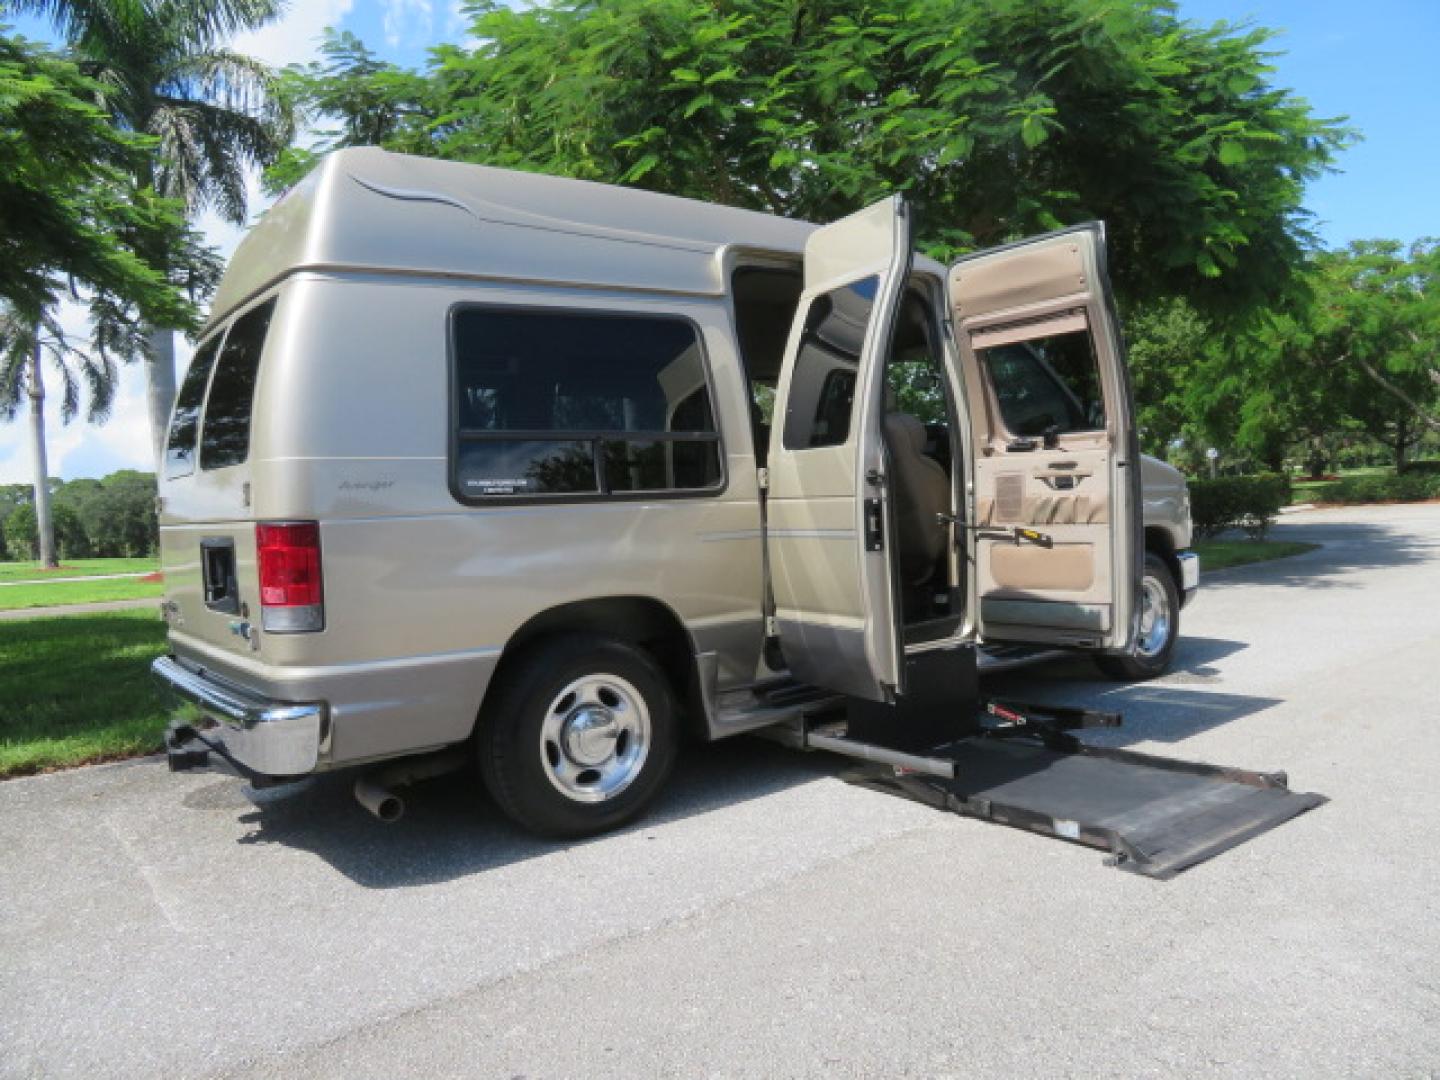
[[1188, 473, 1289, 540], [1313, 472, 1440, 505]]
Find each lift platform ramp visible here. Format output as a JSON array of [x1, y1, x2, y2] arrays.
[[783, 649, 1326, 879]]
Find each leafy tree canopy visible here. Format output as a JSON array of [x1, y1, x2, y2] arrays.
[[1145, 240, 1440, 473], [0, 32, 205, 338], [271, 0, 1350, 318]]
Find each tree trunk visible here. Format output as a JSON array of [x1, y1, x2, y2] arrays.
[[1394, 414, 1410, 473], [27, 339, 57, 568], [144, 325, 177, 473]]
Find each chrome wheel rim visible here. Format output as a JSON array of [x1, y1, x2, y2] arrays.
[[539, 673, 651, 803], [1136, 574, 1173, 659]]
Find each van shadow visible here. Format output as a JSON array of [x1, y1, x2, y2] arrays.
[[226, 735, 837, 890], [224, 635, 1277, 889], [1203, 517, 1436, 591], [980, 635, 1281, 748]]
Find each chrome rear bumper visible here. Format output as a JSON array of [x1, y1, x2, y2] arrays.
[[151, 656, 325, 777]]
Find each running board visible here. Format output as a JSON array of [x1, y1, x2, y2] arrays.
[[804, 704, 1326, 879]]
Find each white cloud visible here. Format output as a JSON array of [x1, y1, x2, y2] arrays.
[[383, 0, 435, 48], [230, 0, 356, 70]]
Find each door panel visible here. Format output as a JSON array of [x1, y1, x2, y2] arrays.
[[766, 196, 912, 701], [949, 226, 1139, 650]]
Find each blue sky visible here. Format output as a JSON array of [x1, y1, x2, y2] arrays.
[[3, 0, 1437, 482]]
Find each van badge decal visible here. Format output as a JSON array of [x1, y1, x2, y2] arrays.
[[339, 479, 394, 492]]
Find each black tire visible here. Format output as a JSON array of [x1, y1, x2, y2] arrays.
[[1096, 553, 1181, 681], [477, 634, 678, 837]]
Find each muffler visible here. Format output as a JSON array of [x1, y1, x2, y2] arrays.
[[353, 749, 468, 823]]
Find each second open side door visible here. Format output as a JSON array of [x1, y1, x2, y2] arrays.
[[948, 224, 1141, 652], [766, 196, 914, 703]]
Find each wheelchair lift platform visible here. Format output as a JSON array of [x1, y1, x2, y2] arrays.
[[778, 647, 1325, 879]]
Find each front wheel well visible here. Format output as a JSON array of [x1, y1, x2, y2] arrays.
[[1144, 526, 1181, 586], [479, 597, 703, 740]]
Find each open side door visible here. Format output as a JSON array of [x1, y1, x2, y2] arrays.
[[766, 196, 914, 702], [949, 224, 1141, 651]]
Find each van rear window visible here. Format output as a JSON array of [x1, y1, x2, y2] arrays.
[[164, 334, 222, 479], [450, 308, 723, 500], [200, 299, 276, 471]]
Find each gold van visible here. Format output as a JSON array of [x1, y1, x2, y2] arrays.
[[153, 148, 1198, 836]]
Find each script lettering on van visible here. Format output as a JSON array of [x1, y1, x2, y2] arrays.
[[339, 479, 395, 492]]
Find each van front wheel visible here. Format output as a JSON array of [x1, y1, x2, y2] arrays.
[[1096, 553, 1180, 681], [478, 635, 678, 837]]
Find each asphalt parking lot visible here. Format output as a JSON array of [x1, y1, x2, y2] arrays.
[[3, 503, 1438, 1078]]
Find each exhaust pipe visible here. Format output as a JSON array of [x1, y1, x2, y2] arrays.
[[353, 749, 468, 823], [354, 776, 405, 822]]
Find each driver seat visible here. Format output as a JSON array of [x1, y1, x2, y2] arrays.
[[883, 411, 950, 589]]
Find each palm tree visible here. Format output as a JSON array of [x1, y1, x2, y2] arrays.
[[1, 308, 121, 567], [15, 0, 293, 467]]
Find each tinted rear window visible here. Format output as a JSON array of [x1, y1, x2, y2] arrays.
[[201, 299, 275, 471], [164, 334, 222, 479]]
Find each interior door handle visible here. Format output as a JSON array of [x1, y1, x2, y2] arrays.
[[1033, 470, 1092, 491]]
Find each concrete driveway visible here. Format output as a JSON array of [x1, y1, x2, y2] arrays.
[[3, 503, 1438, 1078]]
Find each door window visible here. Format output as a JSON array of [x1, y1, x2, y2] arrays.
[[980, 331, 1106, 437], [781, 275, 879, 450], [200, 299, 277, 470], [164, 334, 223, 479]]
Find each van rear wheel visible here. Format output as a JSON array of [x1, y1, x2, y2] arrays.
[[478, 635, 678, 837]]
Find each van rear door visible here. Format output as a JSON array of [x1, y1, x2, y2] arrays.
[[948, 225, 1141, 652], [158, 296, 278, 660], [765, 196, 912, 702]]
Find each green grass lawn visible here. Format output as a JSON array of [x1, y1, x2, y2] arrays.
[[1194, 538, 1319, 570], [0, 610, 170, 778], [0, 576, 165, 611], [0, 557, 159, 582]]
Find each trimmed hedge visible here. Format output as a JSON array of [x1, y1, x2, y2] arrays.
[[1314, 472, 1440, 504], [1189, 474, 1289, 540]]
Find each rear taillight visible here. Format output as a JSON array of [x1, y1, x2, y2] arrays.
[[255, 521, 324, 633]]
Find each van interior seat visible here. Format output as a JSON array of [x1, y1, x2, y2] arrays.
[[883, 411, 949, 588]]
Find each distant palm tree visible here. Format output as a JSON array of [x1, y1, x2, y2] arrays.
[[14, 0, 293, 467], [1, 307, 121, 566]]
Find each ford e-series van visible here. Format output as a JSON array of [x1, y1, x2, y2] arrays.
[[153, 148, 1198, 836]]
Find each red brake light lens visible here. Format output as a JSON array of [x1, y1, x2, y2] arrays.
[[256, 522, 323, 631]]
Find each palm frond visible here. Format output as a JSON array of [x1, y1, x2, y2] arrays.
[[4, 0, 149, 48], [151, 0, 286, 50]]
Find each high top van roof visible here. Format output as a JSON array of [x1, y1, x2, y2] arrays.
[[207, 147, 817, 328]]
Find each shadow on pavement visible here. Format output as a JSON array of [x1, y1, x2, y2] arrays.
[[1203, 518, 1436, 591], [980, 635, 1282, 748], [218, 634, 1279, 889], [222, 735, 835, 890]]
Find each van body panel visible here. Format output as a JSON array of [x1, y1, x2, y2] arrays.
[[162, 258, 769, 761], [208, 148, 814, 330]]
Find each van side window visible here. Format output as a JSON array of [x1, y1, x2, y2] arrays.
[[164, 333, 223, 479], [200, 299, 276, 471], [782, 275, 878, 450], [451, 309, 723, 499]]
